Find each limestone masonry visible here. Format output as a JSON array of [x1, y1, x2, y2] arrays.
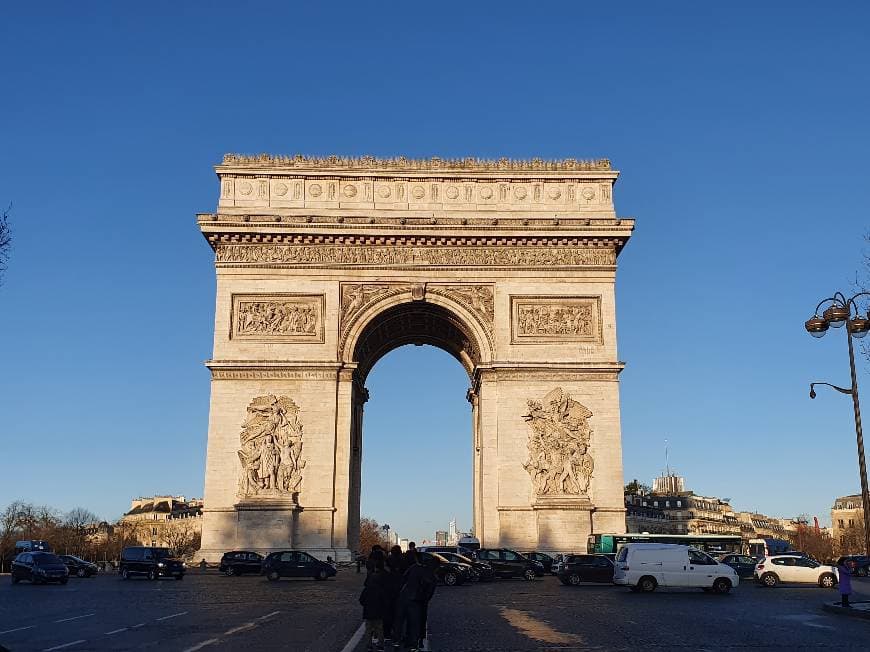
[[197, 154, 634, 561]]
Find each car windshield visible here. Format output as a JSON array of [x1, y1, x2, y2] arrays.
[[154, 548, 173, 559], [34, 554, 64, 565]]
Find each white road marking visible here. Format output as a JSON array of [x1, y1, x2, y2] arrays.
[[157, 611, 189, 621], [131, 623, 146, 629], [0, 625, 35, 634], [54, 614, 95, 624], [183, 637, 220, 652], [182, 611, 282, 652], [104, 627, 128, 635], [339, 623, 365, 652], [43, 640, 86, 651]]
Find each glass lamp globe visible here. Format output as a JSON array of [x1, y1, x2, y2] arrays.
[[805, 316, 829, 338]]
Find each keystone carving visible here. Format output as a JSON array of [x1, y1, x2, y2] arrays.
[[523, 388, 594, 497], [237, 395, 305, 501]]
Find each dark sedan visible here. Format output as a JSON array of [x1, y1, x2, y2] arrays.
[[523, 551, 556, 574], [434, 551, 494, 581], [416, 551, 472, 586], [262, 550, 337, 581], [59, 555, 98, 578], [11, 552, 69, 585], [718, 553, 760, 579], [220, 550, 264, 576], [477, 548, 544, 580], [557, 554, 614, 585]]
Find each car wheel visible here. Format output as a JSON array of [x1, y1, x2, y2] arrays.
[[315, 569, 328, 581], [147, 569, 157, 581], [444, 572, 458, 586], [225, 567, 235, 577], [267, 571, 279, 582], [713, 578, 731, 594], [60, 578, 68, 585], [819, 573, 836, 588], [760, 572, 778, 588], [121, 568, 130, 580], [77, 568, 86, 578], [638, 576, 657, 592], [568, 573, 581, 586], [523, 569, 537, 581]]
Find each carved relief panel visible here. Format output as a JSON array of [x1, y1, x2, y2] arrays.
[[523, 388, 594, 497], [510, 296, 601, 344], [237, 395, 306, 502], [231, 294, 325, 343]]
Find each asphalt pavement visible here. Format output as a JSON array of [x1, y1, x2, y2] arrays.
[[2, 570, 870, 651]]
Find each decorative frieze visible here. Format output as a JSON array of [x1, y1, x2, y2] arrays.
[[511, 296, 602, 344], [231, 294, 325, 343], [523, 387, 594, 497], [217, 245, 615, 269]]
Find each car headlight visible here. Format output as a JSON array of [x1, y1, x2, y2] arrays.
[[158, 562, 165, 568], [182, 562, 187, 568]]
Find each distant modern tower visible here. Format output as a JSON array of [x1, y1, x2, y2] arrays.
[[448, 518, 458, 545]]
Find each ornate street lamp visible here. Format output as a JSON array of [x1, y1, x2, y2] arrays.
[[805, 291, 870, 556]]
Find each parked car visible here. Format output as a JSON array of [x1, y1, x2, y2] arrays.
[[557, 554, 614, 585], [432, 551, 494, 581], [220, 551, 264, 576], [14, 540, 52, 554], [261, 550, 337, 581], [836, 555, 870, 577], [717, 554, 759, 580], [59, 555, 98, 578], [523, 551, 556, 574], [120, 546, 186, 580], [11, 552, 69, 585], [417, 545, 478, 559], [416, 551, 472, 586], [754, 555, 838, 588], [612, 543, 739, 593], [476, 548, 544, 580]]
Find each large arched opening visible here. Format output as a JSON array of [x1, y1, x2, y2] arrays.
[[342, 295, 491, 551]]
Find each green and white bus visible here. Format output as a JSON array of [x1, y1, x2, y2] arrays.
[[588, 533, 742, 555]]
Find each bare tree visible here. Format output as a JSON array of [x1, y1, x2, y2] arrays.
[[161, 520, 201, 560], [0, 204, 10, 286]]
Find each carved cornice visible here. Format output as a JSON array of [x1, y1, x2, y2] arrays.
[[221, 153, 611, 172]]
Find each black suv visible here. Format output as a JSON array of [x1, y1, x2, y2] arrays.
[[434, 551, 494, 581], [476, 548, 544, 580], [557, 554, 614, 585], [220, 550, 264, 576], [261, 551, 337, 581], [119, 546, 186, 580]]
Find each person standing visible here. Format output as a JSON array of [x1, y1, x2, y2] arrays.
[[401, 542, 417, 572], [359, 559, 388, 651], [395, 554, 437, 651], [838, 559, 853, 607], [383, 546, 404, 644]]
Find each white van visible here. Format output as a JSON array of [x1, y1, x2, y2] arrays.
[[612, 543, 739, 593]]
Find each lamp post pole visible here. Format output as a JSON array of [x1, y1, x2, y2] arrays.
[[845, 327, 870, 557], [805, 291, 870, 557]]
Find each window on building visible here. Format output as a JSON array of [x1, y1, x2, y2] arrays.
[[665, 501, 670, 508], [839, 519, 845, 528], [850, 519, 855, 527], [152, 527, 158, 536], [676, 500, 682, 507], [653, 501, 659, 507]]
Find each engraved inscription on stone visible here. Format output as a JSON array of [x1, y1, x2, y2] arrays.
[[511, 296, 601, 344], [523, 387, 594, 497], [231, 294, 325, 342], [237, 395, 305, 501]]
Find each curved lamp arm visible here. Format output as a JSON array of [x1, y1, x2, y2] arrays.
[[809, 381, 853, 398]]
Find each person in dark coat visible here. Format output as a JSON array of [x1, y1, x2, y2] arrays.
[[395, 553, 437, 650], [383, 546, 404, 643], [401, 542, 417, 572], [366, 545, 385, 574], [360, 560, 388, 651], [838, 559, 853, 607]]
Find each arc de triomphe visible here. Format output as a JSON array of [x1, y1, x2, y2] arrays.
[[196, 154, 633, 561]]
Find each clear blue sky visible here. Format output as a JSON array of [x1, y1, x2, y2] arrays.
[[1, 2, 869, 541]]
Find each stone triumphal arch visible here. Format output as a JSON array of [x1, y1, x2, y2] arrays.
[[197, 154, 634, 561]]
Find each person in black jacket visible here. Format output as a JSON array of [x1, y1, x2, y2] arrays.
[[383, 546, 404, 643], [360, 559, 388, 651], [394, 554, 437, 651]]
